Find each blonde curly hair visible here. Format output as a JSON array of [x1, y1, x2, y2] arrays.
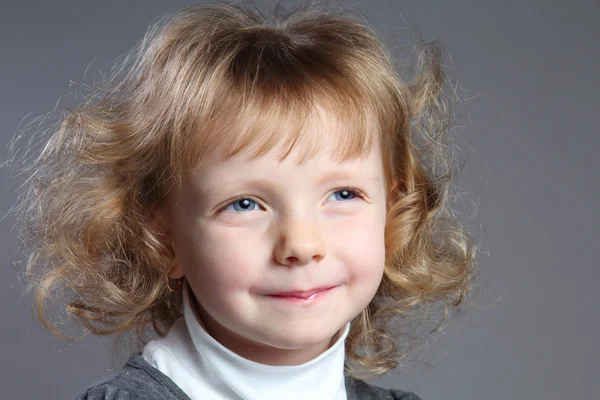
[[11, 1, 477, 379]]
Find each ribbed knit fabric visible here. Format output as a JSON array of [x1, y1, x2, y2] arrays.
[[77, 355, 422, 400]]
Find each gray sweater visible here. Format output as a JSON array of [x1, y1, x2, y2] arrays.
[[76, 354, 421, 400]]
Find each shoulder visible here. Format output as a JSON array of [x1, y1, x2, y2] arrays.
[[345, 375, 422, 400], [76, 354, 190, 400]]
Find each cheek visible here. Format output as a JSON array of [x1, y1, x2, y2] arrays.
[[173, 221, 266, 293], [331, 208, 387, 283]]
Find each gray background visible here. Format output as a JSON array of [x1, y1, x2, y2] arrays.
[[1, 0, 598, 399]]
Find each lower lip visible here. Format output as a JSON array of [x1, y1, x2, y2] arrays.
[[267, 287, 335, 304]]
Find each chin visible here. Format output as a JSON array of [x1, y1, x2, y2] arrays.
[[257, 321, 347, 351]]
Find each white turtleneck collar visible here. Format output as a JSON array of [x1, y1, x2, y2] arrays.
[[142, 282, 349, 400]]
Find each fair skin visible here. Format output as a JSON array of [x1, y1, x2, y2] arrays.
[[160, 113, 389, 366]]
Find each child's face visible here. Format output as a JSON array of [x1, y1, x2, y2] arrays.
[[164, 115, 388, 364]]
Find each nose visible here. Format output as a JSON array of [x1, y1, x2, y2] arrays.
[[273, 218, 327, 266]]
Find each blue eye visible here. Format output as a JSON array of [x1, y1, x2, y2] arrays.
[[224, 198, 260, 212], [327, 189, 357, 202]]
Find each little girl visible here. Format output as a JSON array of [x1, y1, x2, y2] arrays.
[[12, 2, 476, 399]]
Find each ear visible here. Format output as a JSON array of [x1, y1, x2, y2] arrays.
[[147, 206, 185, 279]]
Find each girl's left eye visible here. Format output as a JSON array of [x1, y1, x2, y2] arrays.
[[223, 198, 260, 212], [326, 189, 360, 202]]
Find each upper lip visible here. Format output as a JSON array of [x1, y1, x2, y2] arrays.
[[269, 286, 334, 299]]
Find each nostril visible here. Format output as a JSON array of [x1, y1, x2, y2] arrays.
[[286, 256, 300, 264]]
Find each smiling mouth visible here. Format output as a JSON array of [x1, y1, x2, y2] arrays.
[[267, 286, 336, 302]]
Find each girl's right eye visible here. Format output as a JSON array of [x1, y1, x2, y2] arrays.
[[223, 198, 260, 212]]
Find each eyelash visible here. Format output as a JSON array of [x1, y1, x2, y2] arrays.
[[219, 187, 366, 212]]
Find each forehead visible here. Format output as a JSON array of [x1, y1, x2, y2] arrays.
[[187, 101, 381, 169], [182, 128, 385, 197], [195, 127, 383, 176]]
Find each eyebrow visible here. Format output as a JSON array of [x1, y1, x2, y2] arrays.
[[194, 169, 382, 195], [316, 170, 382, 186]]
